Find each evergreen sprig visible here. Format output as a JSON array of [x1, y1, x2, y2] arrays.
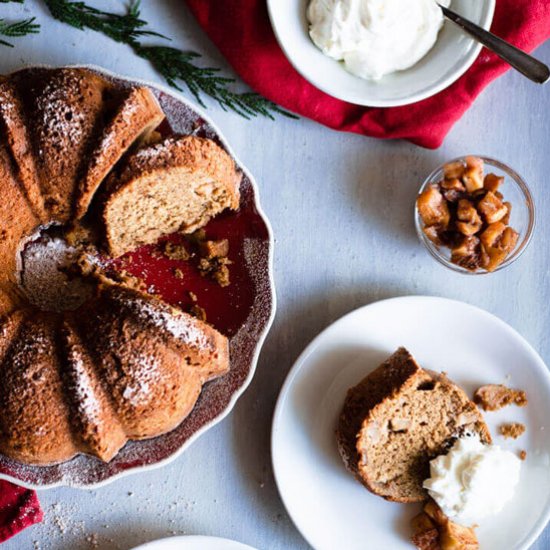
[[0, 17, 39, 47], [43, 0, 296, 120]]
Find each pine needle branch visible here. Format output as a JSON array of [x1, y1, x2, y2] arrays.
[[0, 17, 39, 47], [43, 0, 297, 120]]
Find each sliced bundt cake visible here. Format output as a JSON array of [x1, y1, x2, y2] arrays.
[[337, 348, 491, 503], [59, 318, 128, 463], [0, 67, 238, 467], [101, 135, 241, 257]]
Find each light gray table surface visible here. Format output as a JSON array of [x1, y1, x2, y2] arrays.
[[1, 1, 549, 549]]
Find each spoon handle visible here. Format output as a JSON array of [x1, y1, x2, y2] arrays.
[[440, 5, 550, 84]]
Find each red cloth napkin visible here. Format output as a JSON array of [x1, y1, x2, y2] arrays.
[[184, 0, 550, 148], [0, 481, 42, 543]]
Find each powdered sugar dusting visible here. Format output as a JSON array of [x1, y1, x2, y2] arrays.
[[35, 75, 86, 150], [67, 353, 102, 424], [114, 291, 211, 352]]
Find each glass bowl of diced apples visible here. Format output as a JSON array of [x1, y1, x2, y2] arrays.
[[415, 156, 535, 274]]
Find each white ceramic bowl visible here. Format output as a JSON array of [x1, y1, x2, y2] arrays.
[[267, 0, 496, 107]]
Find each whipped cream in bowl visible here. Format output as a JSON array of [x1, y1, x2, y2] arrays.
[[267, 0, 496, 106], [308, 0, 451, 81], [423, 434, 522, 526]]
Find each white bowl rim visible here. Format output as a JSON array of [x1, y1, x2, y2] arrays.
[[267, 0, 497, 107]]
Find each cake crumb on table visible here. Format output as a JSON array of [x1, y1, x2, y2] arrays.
[[519, 450, 527, 460], [499, 422, 526, 439], [473, 384, 527, 411]]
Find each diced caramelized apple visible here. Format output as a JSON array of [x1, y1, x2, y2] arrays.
[[417, 157, 519, 273], [440, 521, 479, 550], [414, 501, 479, 550], [502, 202, 512, 225], [484, 173, 504, 192], [412, 512, 436, 533], [477, 191, 508, 223], [480, 223, 518, 271], [462, 157, 484, 193], [465, 156, 484, 172], [417, 186, 450, 228], [424, 500, 448, 525], [443, 161, 465, 180], [462, 167, 484, 193], [456, 200, 479, 223], [411, 528, 440, 550], [499, 227, 519, 252], [480, 222, 506, 249], [484, 247, 508, 272], [451, 236, 481, 271], [411, 510, 440, 550], [423, 225, 443, 245], [456, 200, 482, 235], [441, 178, 466, 203], [455, 221, 480, 237]]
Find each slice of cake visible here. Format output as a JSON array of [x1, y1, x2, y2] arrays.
[[74, 85, 165, 219], [336, 348, 491, 503], [101, 135, 241, 257]]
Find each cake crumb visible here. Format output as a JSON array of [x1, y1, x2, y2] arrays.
[[189, 304, 207, 322], [198, 256, 232, 287], [499, 422, 526, 439], [108, 269, 146, 292], [474, 384, 527, 411], [198, 238, 229, 259], [164, 241, 190, 261], [173, 268, 184, 280], [519, 450, 527, 460]]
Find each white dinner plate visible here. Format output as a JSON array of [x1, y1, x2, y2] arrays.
[[131, 535, 258, 550], [272, 296, 550, 550]]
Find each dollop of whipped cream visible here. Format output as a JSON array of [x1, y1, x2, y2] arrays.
[[307, 0, 451, 80], [423, 435, 521, 525]]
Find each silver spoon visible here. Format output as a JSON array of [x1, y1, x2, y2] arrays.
[[439, 4, 550, 84]]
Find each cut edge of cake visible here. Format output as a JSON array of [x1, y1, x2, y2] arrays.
[[101, 135, 242, 257]]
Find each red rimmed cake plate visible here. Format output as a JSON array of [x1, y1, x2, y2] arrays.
[[0, 66, 276, 489]]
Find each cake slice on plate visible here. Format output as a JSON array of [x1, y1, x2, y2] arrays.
[[337, 347, 491, 503]]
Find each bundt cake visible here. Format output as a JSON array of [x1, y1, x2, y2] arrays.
[[336, 348, 491, 503], [0, 67, 238, 466], [101, 135, 241, 257]]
